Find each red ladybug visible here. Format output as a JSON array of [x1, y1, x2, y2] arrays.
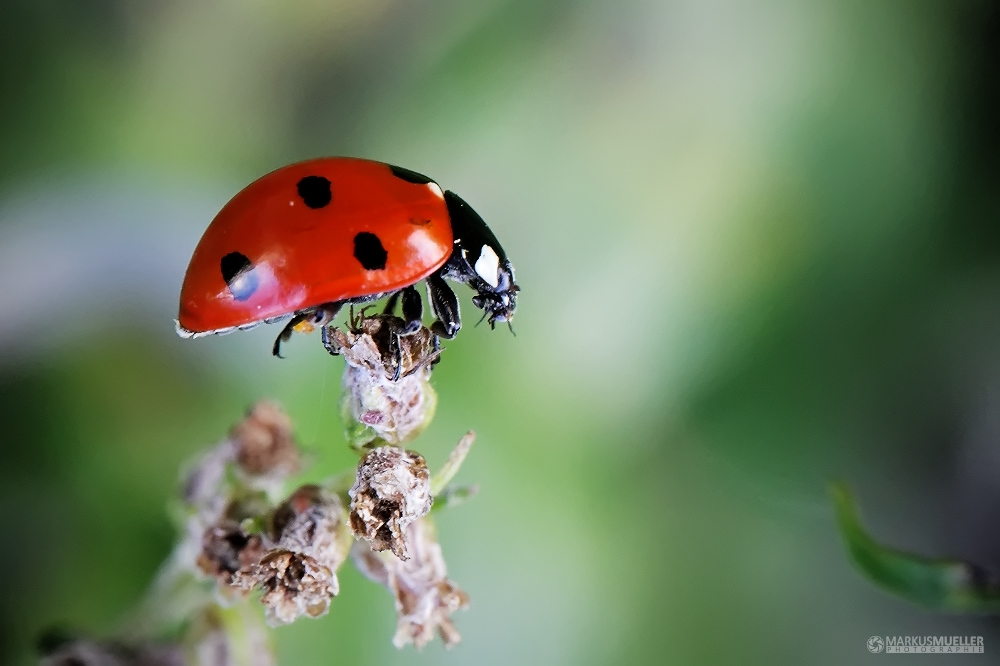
[[176, 157, 518, 356]]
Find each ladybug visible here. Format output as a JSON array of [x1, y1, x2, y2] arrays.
[[175, 157, 518, 357]]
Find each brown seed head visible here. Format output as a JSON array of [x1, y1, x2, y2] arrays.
[[229, 401, 300, 478], [237, 550, 338, 626], [349, 447, 432, 560], [352, 519, 469, 649], [271, 485, 350, 572], [196, 518, 267, 587], [232, 486, 350, 625]]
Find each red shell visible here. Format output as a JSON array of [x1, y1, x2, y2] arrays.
[[178, 158, 453, 334]]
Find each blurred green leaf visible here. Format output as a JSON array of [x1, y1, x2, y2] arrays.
[[831, 481, 1000, 612]]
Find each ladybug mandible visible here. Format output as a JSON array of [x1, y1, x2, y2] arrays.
[[175, 158, 518, 356]]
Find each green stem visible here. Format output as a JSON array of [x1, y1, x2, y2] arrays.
[[431, 431, 475, 496]]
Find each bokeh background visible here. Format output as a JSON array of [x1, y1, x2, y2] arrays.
[[2, 0, 1000, 663]]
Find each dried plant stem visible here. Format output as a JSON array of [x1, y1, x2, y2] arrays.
[[42, 314, 483, 664]]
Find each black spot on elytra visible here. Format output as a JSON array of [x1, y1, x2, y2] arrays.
[[297, 175, 332, 208], [389, 164, 435, 185], [220, 252, 259, 301], [353, 232, 388, 270]]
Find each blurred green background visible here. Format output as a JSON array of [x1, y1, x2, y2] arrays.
[[2, 0, 1000, 663]]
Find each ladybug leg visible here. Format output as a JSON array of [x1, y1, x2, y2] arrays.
[[272, 312, 311, 358], [430, 333, 442, 367], [400, 286, 423, 335], [320, 325, 340, 356], [382, 291, 401, 316], [373, 313, 409, 381], [314, 301, 343, 328], [389, 328, 404, 381], [381, 287, 421, 334], [426, 271, 461, 339], [273, 302, 343, 358]]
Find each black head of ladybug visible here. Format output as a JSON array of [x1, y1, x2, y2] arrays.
[[472, 279, 519, 328], [441, 191, 519, 329]]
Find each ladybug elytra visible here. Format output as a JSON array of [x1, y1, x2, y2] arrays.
[[175, 157, 518, 356]]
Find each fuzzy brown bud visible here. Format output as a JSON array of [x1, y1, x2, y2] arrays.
[[196, 519, 267, 587], [349, 447, 432, 559], [241, 550, 337, 625], [193, 492, 272, 587], [229, 401, 299, 478], [352, 519, 469, 649], [233, 486, 350, 625], [271, 485, 350, 571]]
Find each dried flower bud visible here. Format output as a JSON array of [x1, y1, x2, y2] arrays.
[[233, 486, 350, 625], [352, 519, 469, 649], [180, 401, 299, 540], [196, 519, 267, 587], [271, 485, 351, 572], [349, 447, 432, 559], [192, 492, 272, 587], [329, 315, 439, 445], [238, 550, 337, 626], [229, 401, 299, 478]]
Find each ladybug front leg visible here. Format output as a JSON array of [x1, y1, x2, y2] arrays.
[[382, 290, 401, 316], [400, 286, 423, 334], [272, 312, 310, 358], [426, 271, 461, 339], [320, 324, 340, 357], [387, 324, 404, 382], [382, 287, 423, 335], [274, 302, 343, 358]]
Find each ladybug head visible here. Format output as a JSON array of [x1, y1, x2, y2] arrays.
[[472, 266, 518, 329]]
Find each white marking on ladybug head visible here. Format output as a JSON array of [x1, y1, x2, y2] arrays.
[[474, 244, 500, 288], [427, 182, 444, 198]]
